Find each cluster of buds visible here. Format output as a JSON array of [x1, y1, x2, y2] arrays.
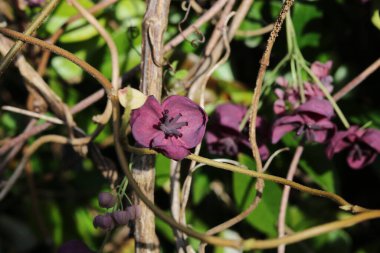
[[93, 192, 141, 230]]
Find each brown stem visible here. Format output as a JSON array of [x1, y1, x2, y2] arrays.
[[131, 0, 171, 251], [0, 0, 60, 76], [277, 145, 304, 253], [333, 58, 380, 101], [38, 0, 118, 76]]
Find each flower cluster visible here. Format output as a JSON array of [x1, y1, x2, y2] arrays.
[[205, 103, 269, 160], [93, 192, 141, 230], [271, 60, 380, 169]]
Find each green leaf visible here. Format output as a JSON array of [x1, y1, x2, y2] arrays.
[[75, 208, 97, 249], [293, 2, 323, 48], [233, 153, 282, 236], [51, 50, 86, 84], [115, 0, 146, 24], [44, 0, 94, 34], [59, 18, 107, 43], [372, 9, 380, 30], [192, 173, 210, 205], [155, 154, 170, 189], [299, 145, 337, 193]]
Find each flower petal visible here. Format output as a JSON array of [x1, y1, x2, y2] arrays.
[[272, 116, 301, 144], [362, 128, 380, 153], [151, 134, 190, 160], [162, 95, 207, 148], [297, 98, 334, 119], [347, 148, 377, 169], [130, 95, 163, 147]]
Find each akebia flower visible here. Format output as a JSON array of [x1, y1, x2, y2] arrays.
[[326, 126, 380, 169], [93, 214, 115, 230], [130, 95, 207, 160], [25, 0, 45, 7], [205, 103, 269, 159], [272, 98, 335, 144]]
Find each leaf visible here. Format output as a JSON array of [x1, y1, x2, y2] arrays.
[[233, 153, 282, 236], [155, 154, 170, 190], [299, 145, 337, 193], [51, 50, 86, 84], [372, 9, 380, 30], [192, 173, 210, 205], [59, 18, 107, 43], [44, 0, 94, 34]]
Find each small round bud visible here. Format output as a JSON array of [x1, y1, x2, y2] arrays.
[[98, 192, 117, 208], [93, 214, 115, 230], [126, 205, 142, 220], [112, 211, 130, 225]]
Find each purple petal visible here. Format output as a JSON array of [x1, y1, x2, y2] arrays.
[[213, 103, 247, 131], [326, 127, 359, 159], [151, 135, 190, 160], [311, 60, 333, 78], [162, 95, 207, 148], [297, 98, 334, 119], [362, 128, 380, 153], [131, 96, 163, 147], [272, 120, 299, 144], [347, 148, 377, 169], [276, 76, 288, 87]]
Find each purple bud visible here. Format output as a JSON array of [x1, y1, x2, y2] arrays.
[[112, 211, 130, 225], [93, 214, 115, 230], [98, 192, 117, 208], [126, 205, 142, 220]]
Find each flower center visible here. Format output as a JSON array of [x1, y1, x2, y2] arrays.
[[159, 110, 188, 138]]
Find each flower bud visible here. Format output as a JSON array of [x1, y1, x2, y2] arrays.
[[112, 211, 130, 225], [98, 192, 117, 208], [93, 214, 115, 230], [118, 86, 147, 110], [126, 205, 142, 220]]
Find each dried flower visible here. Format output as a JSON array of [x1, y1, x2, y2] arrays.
[[93, 214, 115, 230], [326, 126, 380, 169], [272, 98, 335, 144], [131, 95, 207, 160], [98, 192, 117, 209], [205, 103, 269, 159]]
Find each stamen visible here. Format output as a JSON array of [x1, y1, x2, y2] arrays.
[[158, 110, 188, 138]]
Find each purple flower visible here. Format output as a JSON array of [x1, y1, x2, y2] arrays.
[[272, 98, 336, 144], [93, 214, 115, 230], [131, 95, 207, 160], [326, 126, 380, 169], [273, 61, 334, 115], [311, 60, 334, 92], [205, 103, 269, 159], [98, 192, 117, 209], [58, 240, 94, 253]]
